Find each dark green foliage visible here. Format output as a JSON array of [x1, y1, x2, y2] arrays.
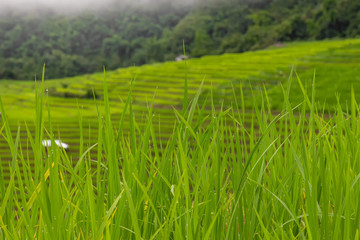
[[0, 0, 359, 80]]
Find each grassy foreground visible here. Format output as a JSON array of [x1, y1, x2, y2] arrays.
[[1, 71, 360, 239]]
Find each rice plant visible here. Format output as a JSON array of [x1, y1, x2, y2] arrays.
[[0, 64, 360, 239]]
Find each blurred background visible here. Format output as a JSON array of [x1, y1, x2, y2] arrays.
[[0, 0, 359, 80]]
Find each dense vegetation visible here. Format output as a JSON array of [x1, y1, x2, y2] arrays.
[[1, 0, 360, 235], [1, 0, 360, 80]]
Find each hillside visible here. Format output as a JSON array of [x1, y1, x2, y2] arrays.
[[1, 38, 360, 168]]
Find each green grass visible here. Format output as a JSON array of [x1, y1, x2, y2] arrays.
[[1, 38, 360, 238], [1, 38, 360, 121], [1, 64, 360, 239]]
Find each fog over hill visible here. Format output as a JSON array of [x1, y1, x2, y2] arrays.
[[1, 0, 115, 12], [0, 0, 203, 15], [2, 0, 358, 81]]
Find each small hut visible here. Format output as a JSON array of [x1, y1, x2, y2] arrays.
[[175, 55, 189, 61]]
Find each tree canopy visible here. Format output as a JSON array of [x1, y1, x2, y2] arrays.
[[0, 0, 359, 80]]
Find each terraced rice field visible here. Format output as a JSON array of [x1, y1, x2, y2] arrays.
[[2, 38, 360, 239], [0, 38, 360, 180]]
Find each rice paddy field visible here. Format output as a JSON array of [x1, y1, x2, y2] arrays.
[[1, 38, 360, 239]]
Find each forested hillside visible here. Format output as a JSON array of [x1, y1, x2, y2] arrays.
[[0, 0, 359, 80]]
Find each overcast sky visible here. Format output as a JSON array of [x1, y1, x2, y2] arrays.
[[1, 0, 195, 15], [1, 0, 124, 12], [0, 0, 200, 13]]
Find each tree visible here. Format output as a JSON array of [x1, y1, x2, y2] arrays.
[[192, 30, 215, 57]]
